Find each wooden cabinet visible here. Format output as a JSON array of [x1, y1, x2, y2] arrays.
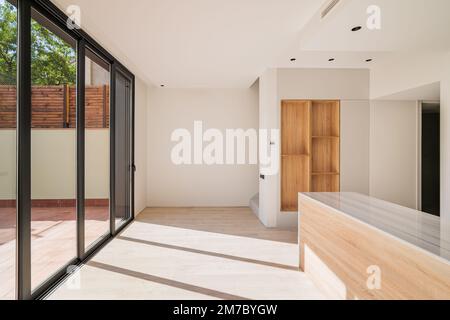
[[281, 100, 340, 211]]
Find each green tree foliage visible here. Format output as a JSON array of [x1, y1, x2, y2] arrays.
[[31, 16, 76, 85], [0, 0, 16, 85], [0, 0, 76, 86]]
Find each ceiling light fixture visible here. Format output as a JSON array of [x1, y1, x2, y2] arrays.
[[351, 26, 362, 32]]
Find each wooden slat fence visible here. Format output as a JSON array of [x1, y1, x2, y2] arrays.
[[0, 85, 110, 129]]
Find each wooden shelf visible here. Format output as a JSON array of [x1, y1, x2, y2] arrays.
[[311, 100, 340, 193], [312, 136, 339, 139], [312, 174, 340, 192], [312, 138, 339, 174], [281, 99, 340, 210], [281, 153, 310, 211], [312, 100, 340, 137], [312, 172, 340, 176], [281, 100, 312, 212], [281, 100, 311, 155]]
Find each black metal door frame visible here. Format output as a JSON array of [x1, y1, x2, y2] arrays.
[[111, 65, 135, 233], [14, 0, 136, 300]]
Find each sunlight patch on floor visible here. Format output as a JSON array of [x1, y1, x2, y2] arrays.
[[48, 215, 325, 300]]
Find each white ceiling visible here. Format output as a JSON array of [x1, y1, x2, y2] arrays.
[[53, 0, 327, 88], [299, 0, 450, 52], [52, 0, 450, 88]]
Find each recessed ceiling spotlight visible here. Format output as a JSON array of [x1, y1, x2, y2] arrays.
[[365, 59, 373, 62], [351, 26, 362, 32], [328, 58, 335, 62], [290, 58, 297, 62]]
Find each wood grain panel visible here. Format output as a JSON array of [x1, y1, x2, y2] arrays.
[[311, 100, 340, 192], [299, 195, 450, 300], [31, 86, 65, 128], [311, 174, 340, 192], [281, 155, 310, 211], [281, 100, 312, 211], [312, 138, 340, 174], [281, 100, 311, 156], [0, 85, 17, 128], [312, 100, 340, 137], [0, 85, 109, 129]]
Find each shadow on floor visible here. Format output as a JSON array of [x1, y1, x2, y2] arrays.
[[118, 235, 299, 271], [88, 260, 249, 300]]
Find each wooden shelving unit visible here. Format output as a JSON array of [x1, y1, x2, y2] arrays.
[[281, 100, 311, 212], [281, 100, 340, 211]]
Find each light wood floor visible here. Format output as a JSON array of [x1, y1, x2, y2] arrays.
[[47, 207, 326, 300], [0, 206, 109, 299]]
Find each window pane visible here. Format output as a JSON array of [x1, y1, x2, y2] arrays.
[[0, 0, 17, 300], [30, 8, 77, 290], [114, 71, 132, 230], [85, 48, 110, 250]]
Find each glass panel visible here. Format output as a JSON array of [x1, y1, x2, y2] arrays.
[[0, 0, 17, 300], [114, 71, 132, 229], [84, 48, 110, 250], [30, 8, 77, 290]]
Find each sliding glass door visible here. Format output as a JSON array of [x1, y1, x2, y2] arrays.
[[114, 69, 133, 229], [2, 0, 134, 299], [84, 47, 110, 250], [0, 0, 17, 300], [30, 7, 77, 291]]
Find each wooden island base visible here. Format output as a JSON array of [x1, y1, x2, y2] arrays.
[[299, 193, 450, 300]]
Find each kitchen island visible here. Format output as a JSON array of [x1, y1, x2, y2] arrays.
[[299, 192, 450, 300]]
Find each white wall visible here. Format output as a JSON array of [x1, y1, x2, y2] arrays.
[[0, 129, 109, 200], [370, 52, 448, 100], [134, 77, 148, 215], [0, 130, 16, 199], [257, 62, 450, 229], [84, 130, 110, 199], [369, 101, 419, 209], [146, 87, 259, 207], [370, 51, 450, 241], [258, 68, 371, 228], [278, 68, 370, 100], [31, 130, 110, 200], [340, 100, 370, 195]]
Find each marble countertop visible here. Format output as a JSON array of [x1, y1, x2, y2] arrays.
[[300, 192, 450, 262]]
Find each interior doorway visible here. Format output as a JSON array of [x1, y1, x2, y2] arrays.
[[421, 102, 440, 216]]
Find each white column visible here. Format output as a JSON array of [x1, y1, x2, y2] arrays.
[[258, 68, 278, 227]]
